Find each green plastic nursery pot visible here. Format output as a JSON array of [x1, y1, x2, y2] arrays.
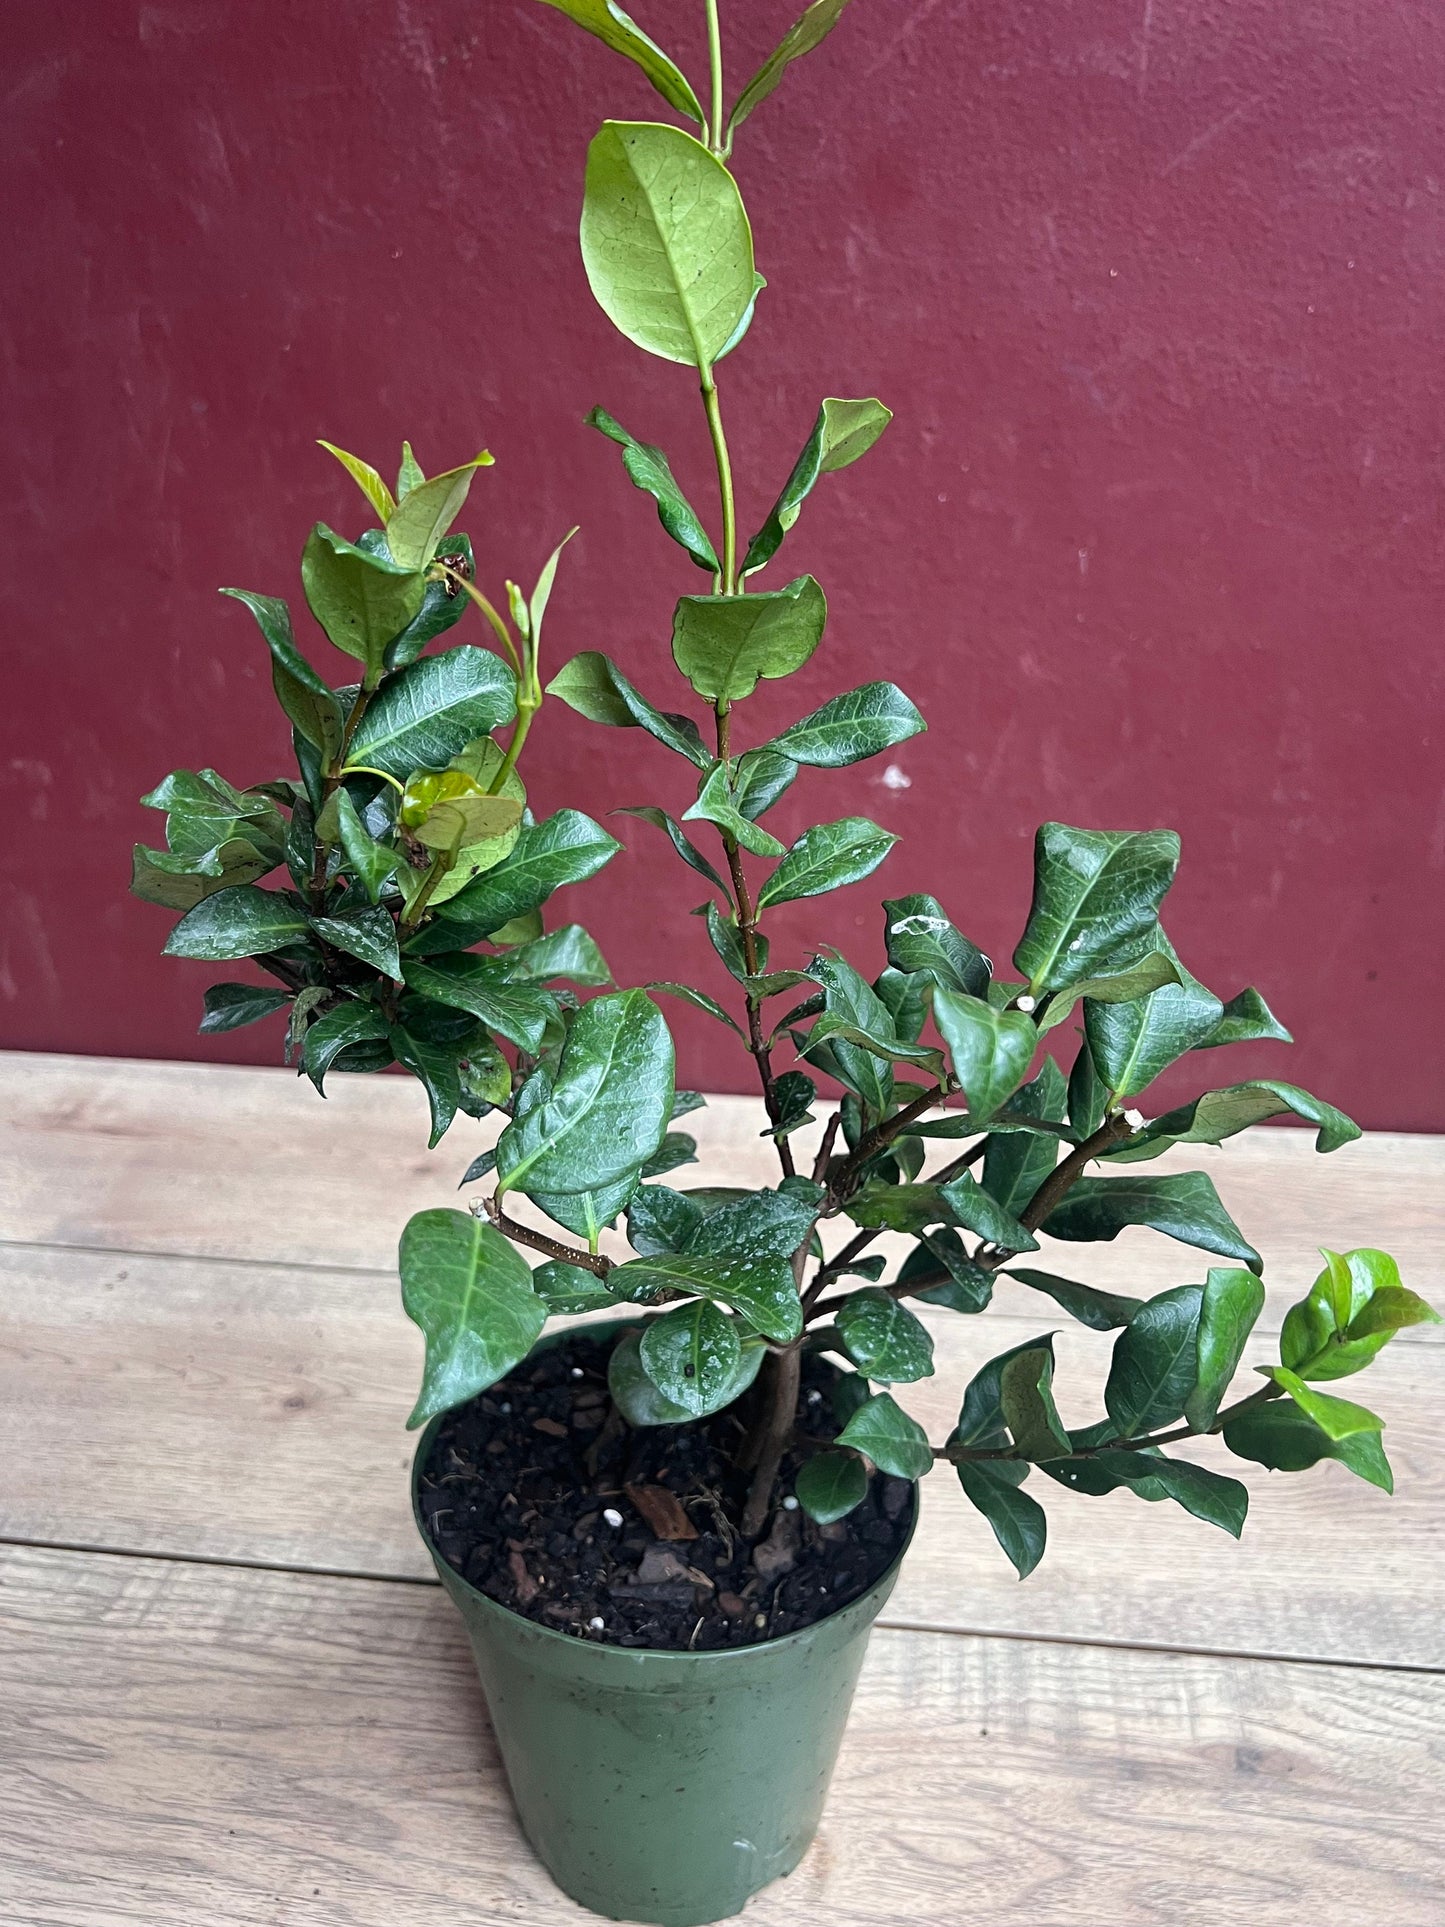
[[411, 1385, 915, 1926]]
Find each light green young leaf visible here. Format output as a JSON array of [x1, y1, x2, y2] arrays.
[[1222, 1402, 1393, 1492], [1264, 1367, 1384, 1442], [742, 394, 891, 574], [317, 439, 397, 522], [534, 0, 705, 125], [400, 1210, 546, 1427], [672, 575, 827, 703], [581, 121, 755, 367], [385, 452, 493, 572]]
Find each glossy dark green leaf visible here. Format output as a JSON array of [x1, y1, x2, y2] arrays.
[[301, 523, 426, 681], [347, 645, 516, 780], [389, 1024, 461, 1146], [1222, 1402, 1392, 1492], [954, 1332, 1058, 1449], [1111, 1080, 1360, 1161], [933, 987, 1035, 1125], [1085, 935, 1223, 1099], [639, 1299, 743, 1416], [384, 532, 475, 671], [1067, 1034, 1110, 1139], [608, 1188, 815, 1342], [882, 894, 990, 997], [163, 885, 309, 961], [836, 1391, 933, 1480], [1184, 1266, 1267, 1429], [1005, 1267, 1143, 1332], [495, 989, 674, 1199], [794, 1449, 869, 1523], [1085, 1450, 1248, 1536], [197, 982, 292, 1035], [803, 951, 896, 1112], [672, 575, 827, 703], [955, 1460, 1046, 1578], [1034, 951, 1182, 1036], [547, 655, 711, 768], [704, 901, 767, 985], [647, 981, 744, 1038], [626, 1183, 708, 1257], [311, 905, 402, 981], [530, 1259, 618, 1315], [897, 1230, 995, 1313], [999, 1344, 1072, 1461], [741, 395, 890, 574], [1044, 1172, 1261, 1273], [834, 1289, 935, 1384], [981, 1058, 1065, 1217], [731, 748, 798, 819], [640, 1131, 698, 1180], [1013, 822, 1180, 994], [608, 1322, 763, 1426], [531, 1173, 640, 1243], [765, 1069, 817, 1140], [221, 588, 342, 756], [768, 682, 924, 769], [333, 789, 400, 904], [458, 1149, 497, 1187], [940, 1172, 1039, 1251], [536, 0, 705, 125], [400, 1210, 546, 1427], [402, 956, 557, 1054], [131, 837, 279, 912], [728, 0, 853, 135], [302, 1001, 390, 1094], [581, 122, 754, 367], [613, 807, 729, 893], [1104, 1285, 1203, 1436], [757, 817, 897, 911], [499, 924, 611, 989], [1196, 986, 1293, 1049], [426, 812, 621, 942], [585, 406, 717, 570], [873, 965, 929, 1046], [682, 764, 786, 857], [1264, 1366, 1384, 1441], [140, 769, 288, 873]]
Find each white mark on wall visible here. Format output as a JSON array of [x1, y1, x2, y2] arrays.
[[1138, 0, 1154, 99], [1162, 94, 1266, 179], [878, 764, 912, 792]]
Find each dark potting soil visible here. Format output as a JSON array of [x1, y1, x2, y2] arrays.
[[417, 1329, 914, 1652]]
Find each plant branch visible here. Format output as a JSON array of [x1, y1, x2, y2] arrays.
[[936, 1381, 1285, 1465], [480, 1194, 615, 1278], [826, 1080, 956, 1205], [700, 369, 737, 595], [974, 1110, 1134, 1267]]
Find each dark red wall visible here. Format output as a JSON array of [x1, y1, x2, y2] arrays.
[[4, 1, 1443, 1126]]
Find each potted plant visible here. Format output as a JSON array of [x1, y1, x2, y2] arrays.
[[133, 3, 1438, 1923]]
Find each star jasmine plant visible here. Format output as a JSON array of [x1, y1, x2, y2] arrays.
[[134, 0, 1435, 1570]]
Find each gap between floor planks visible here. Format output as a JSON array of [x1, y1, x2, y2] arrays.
[[1, 1542, 1441, 1927]]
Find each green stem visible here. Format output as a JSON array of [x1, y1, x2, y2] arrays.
[[704, 0, 725, 154], [438, 566, 522, 677], [489, 696, 538, 794], [338, 765, 404, 794], [700, 369, 737, 595]]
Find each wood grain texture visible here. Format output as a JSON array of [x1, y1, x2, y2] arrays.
[[2, 1241, 1439, 1667], [2, 1053, 1442, 1337], [0, 1544, 1439, 1927]]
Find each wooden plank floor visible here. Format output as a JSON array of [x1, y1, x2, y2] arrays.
[[1, 1051, 1442, 1923]]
